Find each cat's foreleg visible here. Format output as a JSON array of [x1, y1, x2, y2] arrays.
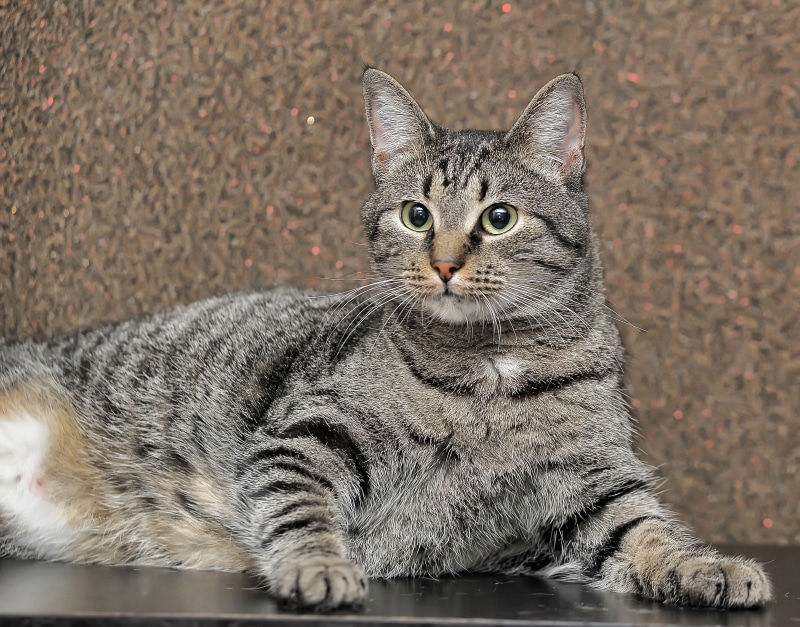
[[563, 492, 772, 608], [592, 516, 772, 608], [234, 426, 368, 610]]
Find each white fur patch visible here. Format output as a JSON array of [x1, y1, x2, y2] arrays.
[[0, 412, 76, 558], [492, 357, 523, 380], [422, 296, 485, 324]]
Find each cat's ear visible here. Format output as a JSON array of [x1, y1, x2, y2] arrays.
[[363, 69, 436, 179], [505, 73, 586, 187]]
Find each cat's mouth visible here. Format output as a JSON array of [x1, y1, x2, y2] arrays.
[[421, 286, 484, 324], [434, 281, 469, 301]]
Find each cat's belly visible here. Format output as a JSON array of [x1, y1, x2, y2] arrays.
[[0, 382, 252, 571], [0, 409, 78, 558]]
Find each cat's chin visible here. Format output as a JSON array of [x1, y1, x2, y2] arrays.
[[421, 296, 487, 325]]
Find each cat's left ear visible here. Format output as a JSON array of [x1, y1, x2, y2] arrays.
[[505, 73, 586, 187], [363, 69, 437, 180]]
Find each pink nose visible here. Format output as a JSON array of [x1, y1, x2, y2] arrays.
[[431, 259, 462, 282]]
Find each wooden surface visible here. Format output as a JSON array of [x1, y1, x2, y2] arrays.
[[0, 545, 794, 626]]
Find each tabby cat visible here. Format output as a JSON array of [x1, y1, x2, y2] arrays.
[[0, 69, 771, 610]]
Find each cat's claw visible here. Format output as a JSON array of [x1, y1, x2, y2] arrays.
[[270, 556, 368, 610]]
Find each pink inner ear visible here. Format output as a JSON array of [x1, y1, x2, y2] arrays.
[[369, 102, 404, 169], [559, 99, 584, 160], [371, 112, 391, 154], [558, 99, 584, 174]]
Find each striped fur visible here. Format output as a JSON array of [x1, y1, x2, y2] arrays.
[[0, 70, 770, 610]]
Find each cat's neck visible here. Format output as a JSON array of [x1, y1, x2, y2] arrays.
[[383, 306, 621, 398]]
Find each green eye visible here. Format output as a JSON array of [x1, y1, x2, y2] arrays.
[[401, 201, 433, 232], [481, 204, 518, 235]]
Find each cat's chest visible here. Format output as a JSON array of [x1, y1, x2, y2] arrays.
[[345, 393, 595, 577], [483, 355, 527, 386], [391, 376, 584, 472], [345, 451, 540, 577]]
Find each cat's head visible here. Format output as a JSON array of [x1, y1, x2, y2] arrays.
[[360, 69, 599, 329]]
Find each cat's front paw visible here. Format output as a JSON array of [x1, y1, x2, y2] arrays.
[[661, 556, 772, 608], [268, 555, 368, 610]]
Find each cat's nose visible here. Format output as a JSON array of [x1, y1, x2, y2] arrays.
[[431, 258, 462, 282]]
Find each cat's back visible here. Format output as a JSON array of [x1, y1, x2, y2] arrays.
[[0, 287, 359, 389], [0, 286, 376, 471]]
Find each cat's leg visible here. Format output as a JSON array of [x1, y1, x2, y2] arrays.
[[556, 487, 772, 608], [234, 420, 369, 610], [591, 516, 772, 608]]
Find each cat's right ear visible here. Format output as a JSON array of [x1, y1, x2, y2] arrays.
[[363, 69, 436, 180]]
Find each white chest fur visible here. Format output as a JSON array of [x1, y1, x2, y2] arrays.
[[483, 355, 525, 387], [491, 356, 524, 380], [0, 412, 76, 558]]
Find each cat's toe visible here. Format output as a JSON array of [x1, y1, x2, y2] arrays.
[[666, 556, 772, 608], [271, 556, 368, 610]]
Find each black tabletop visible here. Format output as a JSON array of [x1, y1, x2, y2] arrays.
[[0, 545, 795, 626]]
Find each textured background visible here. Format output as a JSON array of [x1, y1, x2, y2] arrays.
[[1, 1, 798, 544]]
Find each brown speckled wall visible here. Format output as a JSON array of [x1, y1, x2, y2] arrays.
[[1, 1, 798, 544]]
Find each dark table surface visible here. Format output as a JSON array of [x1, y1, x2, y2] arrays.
[[0, 545, 795, 626]]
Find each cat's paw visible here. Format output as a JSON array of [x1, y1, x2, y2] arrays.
[[662, 556, 772, 608], [269, 555, 368, 610]]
